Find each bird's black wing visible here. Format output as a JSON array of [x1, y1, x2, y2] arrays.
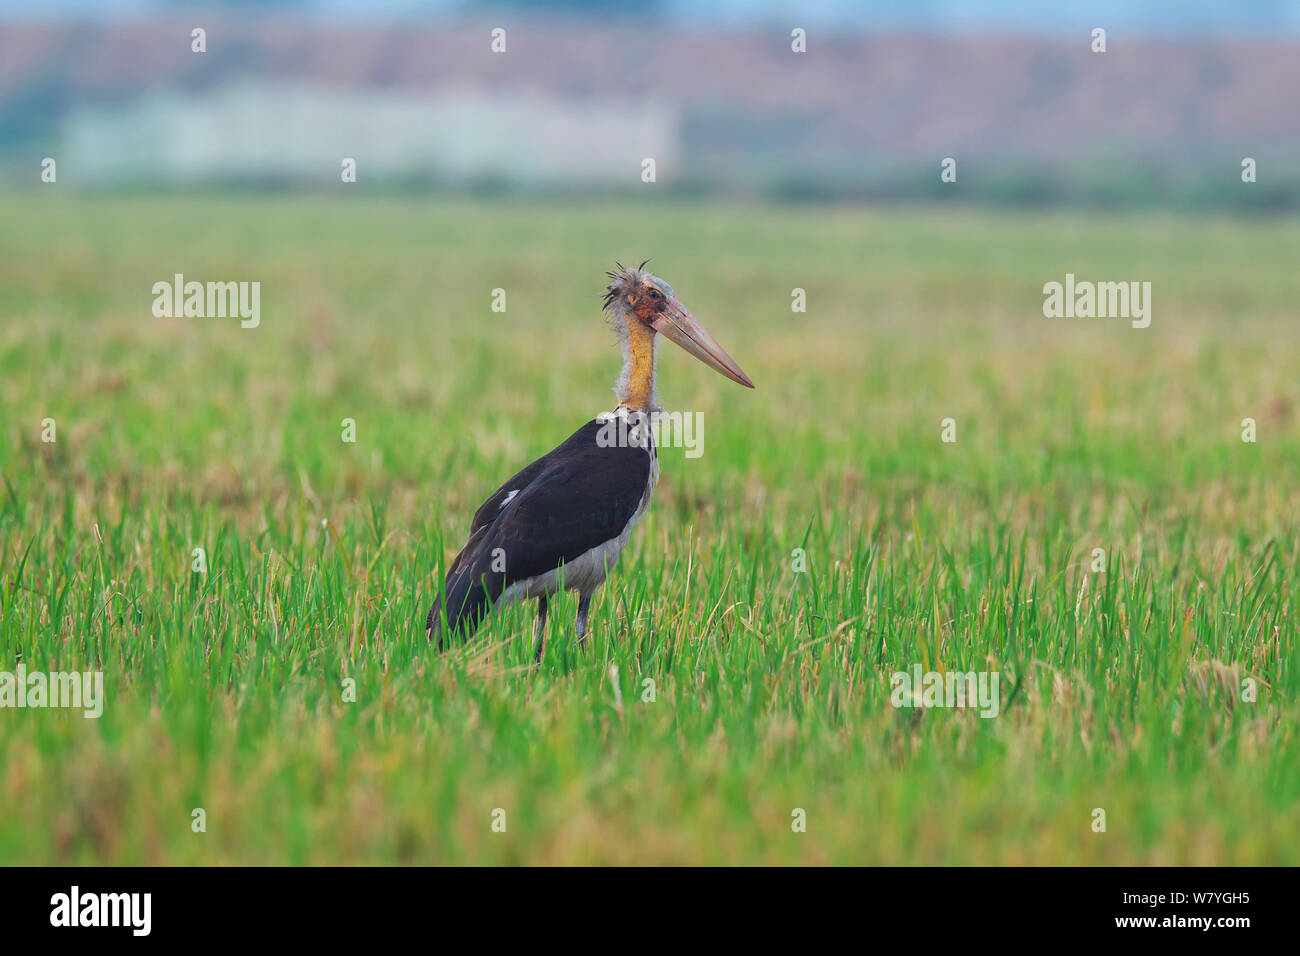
[[466, 455, 550, 535], [428, 419, 652, 643]]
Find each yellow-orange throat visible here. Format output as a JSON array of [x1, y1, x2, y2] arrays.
[[618, 320, 657, 411]]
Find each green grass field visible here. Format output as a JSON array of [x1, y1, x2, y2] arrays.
[[1, 195, 1297, 864]]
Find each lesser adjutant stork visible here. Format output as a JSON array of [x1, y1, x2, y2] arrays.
[[427, 262, 754, 661]]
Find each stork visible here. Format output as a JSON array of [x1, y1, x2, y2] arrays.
[[427, 263, 754, 661]]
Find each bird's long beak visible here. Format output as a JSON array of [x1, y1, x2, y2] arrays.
[[651, 299, 755, 389]]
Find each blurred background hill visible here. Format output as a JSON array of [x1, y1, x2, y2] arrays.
[[2, 0, 1299, 208]]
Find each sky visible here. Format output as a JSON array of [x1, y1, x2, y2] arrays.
[[2, 0, 1298, 36]]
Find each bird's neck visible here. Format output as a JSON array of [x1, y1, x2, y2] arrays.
[[616, 320, 657, 412]]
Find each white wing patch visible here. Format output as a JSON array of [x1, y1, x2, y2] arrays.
[[499, 489, 519, 509]]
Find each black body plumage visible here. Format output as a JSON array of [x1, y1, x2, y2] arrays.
[[427, 416, 654, 645]]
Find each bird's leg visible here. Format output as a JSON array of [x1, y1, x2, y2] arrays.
[[575, 593, 593, 648], [532, 594, 549, 664]]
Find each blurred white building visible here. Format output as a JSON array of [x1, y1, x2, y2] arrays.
[[62, 81, 680, 186]]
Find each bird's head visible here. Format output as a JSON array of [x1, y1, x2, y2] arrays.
[[602, 261, 755, 389]]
